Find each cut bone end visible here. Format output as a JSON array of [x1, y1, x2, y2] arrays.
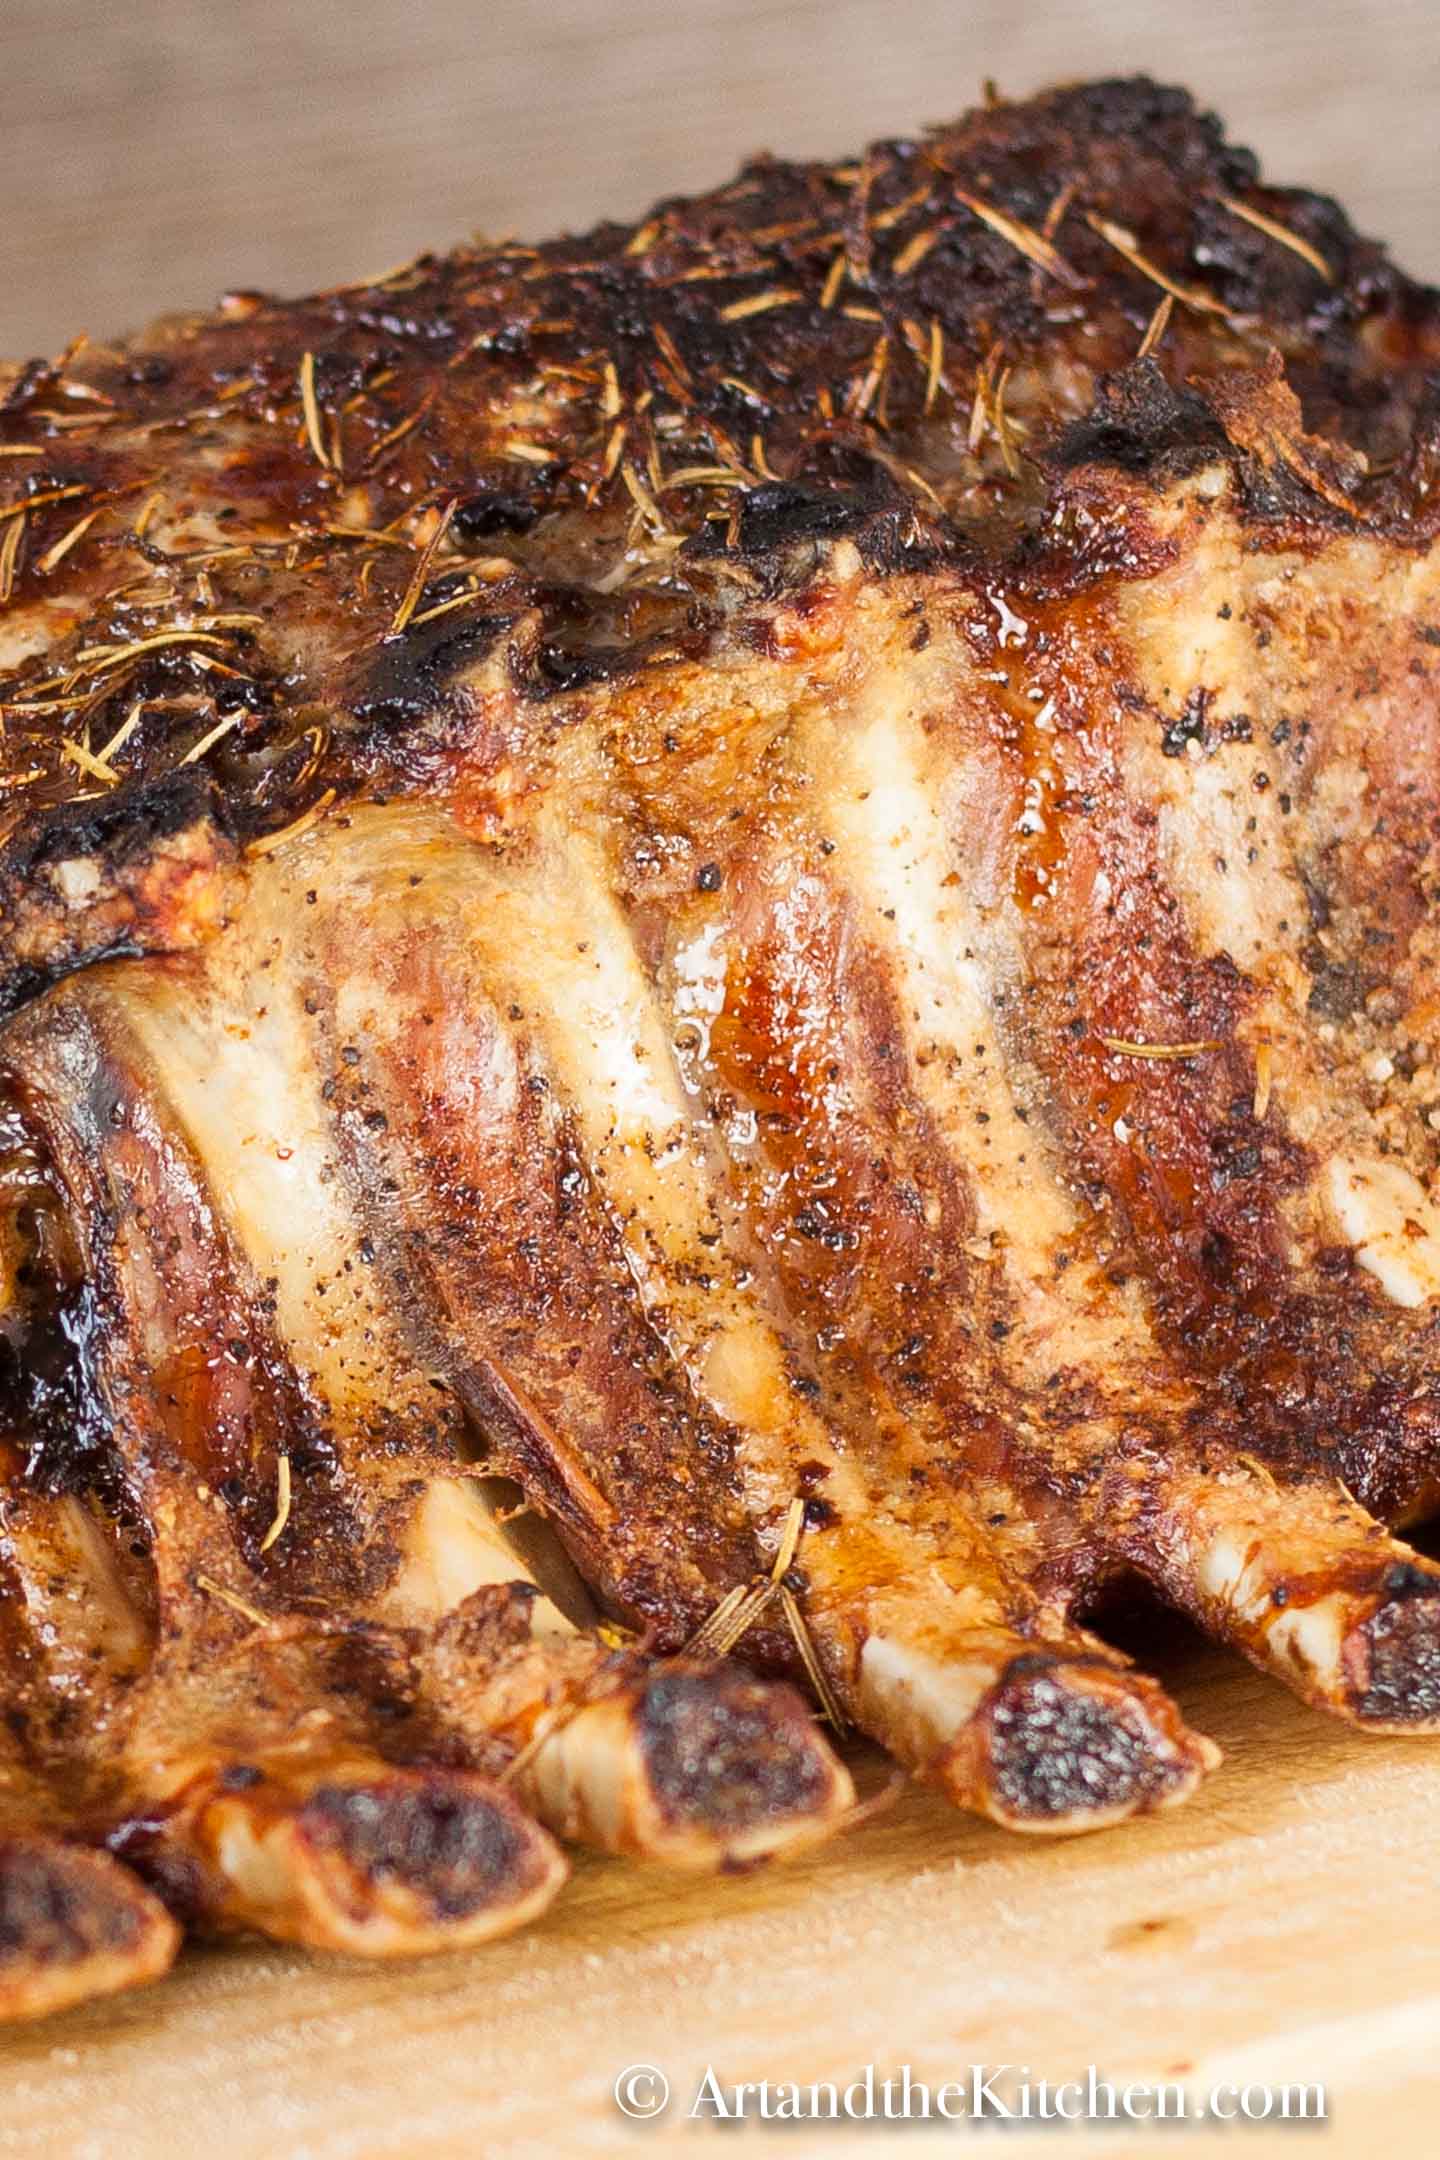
[[186, 1761, 567, 1955], [1186, 1489, 1440, 1729], [934, 1655, 1220, 1833], [522, 1662, 855, 1868], [1345, 1564, 1440, 1730], [0, 1839, 181, 2022]]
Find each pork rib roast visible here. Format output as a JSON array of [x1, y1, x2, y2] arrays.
[[2, 75, 1439, 2019]]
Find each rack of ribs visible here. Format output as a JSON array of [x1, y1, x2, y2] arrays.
[[1, 73, 1439, 2019]]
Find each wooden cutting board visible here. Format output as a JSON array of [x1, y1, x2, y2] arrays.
[[2, 1629, 1436, 2158]]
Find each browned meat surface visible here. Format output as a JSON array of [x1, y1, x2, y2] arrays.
[[3, 74, 1440, 2017]]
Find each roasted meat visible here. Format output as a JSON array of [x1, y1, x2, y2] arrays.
[[2, 74, 1440, 2019]]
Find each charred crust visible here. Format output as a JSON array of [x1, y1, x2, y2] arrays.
[[1381, 1560, 1437, 1602], [345, 613, 514, 738], [451, 488, 543, 543], [0, 77, 1435, 904], [4, 768, 227, 877], [638, 1667, 833, 1829], [0, 772, 237, 1016], [1050, 361, 1231, 484], [522, 637, 648, 697], [686, 474, 935, 589]]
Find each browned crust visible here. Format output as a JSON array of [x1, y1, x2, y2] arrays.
[[1, 76, 1437, 1005]]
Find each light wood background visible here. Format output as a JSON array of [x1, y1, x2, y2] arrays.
[[0, 0, 1436, 358]]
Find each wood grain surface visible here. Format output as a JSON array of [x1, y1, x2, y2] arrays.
[[1, 1633, 1437, 2157], [0, 0, 1436, 357]]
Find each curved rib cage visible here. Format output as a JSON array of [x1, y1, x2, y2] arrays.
[[2, 76, 1440, 2019]]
